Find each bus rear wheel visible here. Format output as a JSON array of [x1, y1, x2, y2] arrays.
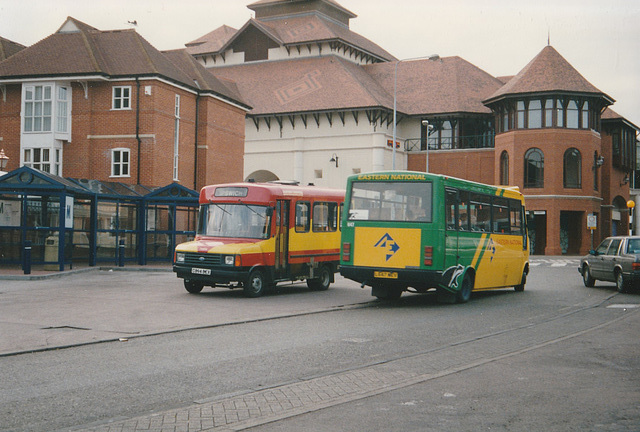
[[244, 269, 267, 298], [184, 280, 204, 294], [373, 285, 403, 300], [307, 265, 331, 291]]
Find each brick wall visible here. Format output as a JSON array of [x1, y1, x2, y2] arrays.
[[0, 79, 246, 189]]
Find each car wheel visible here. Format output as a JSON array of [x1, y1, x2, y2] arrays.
[[582, 265, 595, 287], [184, 280, 204, 294], [616, 270, 629, 293], [456, 274, 473, 303], [244, 269, 267, 298], [307, 265, 331, 291]]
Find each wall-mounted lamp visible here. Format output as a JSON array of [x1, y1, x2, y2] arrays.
[[330, 153, 339, 168], [596, 155, 604, 167], [0, 149, 9, 171], [621, 174, 630, 186]]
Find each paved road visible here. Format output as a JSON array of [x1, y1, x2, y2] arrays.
[[1, 257, 638, 431]]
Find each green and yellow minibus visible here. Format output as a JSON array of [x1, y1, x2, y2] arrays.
[[340, 171, 529, 302]]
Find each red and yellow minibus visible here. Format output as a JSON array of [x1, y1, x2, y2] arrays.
[[173, 181, 344, 297]]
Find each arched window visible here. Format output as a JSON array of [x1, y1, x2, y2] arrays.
[[563, 148, 582, 188], [524, 148, 544, 188], [500, 151, 509, 185]]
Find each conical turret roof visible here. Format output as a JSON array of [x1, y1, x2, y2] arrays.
[[484, 46, 614, 105]]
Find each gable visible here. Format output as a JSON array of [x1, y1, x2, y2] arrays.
[[231, 24, 281, 62]]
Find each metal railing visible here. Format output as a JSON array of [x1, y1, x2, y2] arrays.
[[404, 133, 495, 152]]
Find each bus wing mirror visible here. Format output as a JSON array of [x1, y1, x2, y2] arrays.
[[266, 207, 274, 217]]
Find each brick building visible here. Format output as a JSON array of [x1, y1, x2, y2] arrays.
[[0, 17, 250, 188], [0, 18, 250, 269], [186, 0, 638, 255]]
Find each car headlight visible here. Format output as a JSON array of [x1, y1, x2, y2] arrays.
[[224, 255, 235, 265], [175, 252, 185, 263]]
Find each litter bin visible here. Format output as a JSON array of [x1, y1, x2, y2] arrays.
[[44, 235, 59, 270]]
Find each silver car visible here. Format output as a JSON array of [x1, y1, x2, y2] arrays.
[[579, 236, 640, 293]]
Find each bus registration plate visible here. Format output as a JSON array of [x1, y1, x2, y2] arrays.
[[192, 268, 211, 275], [374, 271, 398, 279]]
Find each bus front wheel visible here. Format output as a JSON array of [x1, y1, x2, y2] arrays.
[[184, 280, 204, 294], [244, 269, 267, 298], [456, 274, 473, 303], [514, 270, 527, 292]]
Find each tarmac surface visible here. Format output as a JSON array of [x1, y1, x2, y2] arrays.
[[1, 258, 639, 431]]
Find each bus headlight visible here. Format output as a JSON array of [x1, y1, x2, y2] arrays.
[[175, 252, 185, 263], [224, 255, 235, 265]]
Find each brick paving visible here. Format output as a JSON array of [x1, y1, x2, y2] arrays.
[[74, 303, 635, 432]]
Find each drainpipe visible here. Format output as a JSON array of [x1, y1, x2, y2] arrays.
[[136, 78, 141, 185], [194, 93, 200, 190]]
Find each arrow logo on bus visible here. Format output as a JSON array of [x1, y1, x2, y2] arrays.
[[374, 233, 400, 261]]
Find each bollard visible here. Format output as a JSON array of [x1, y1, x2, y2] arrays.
[[23, 240, 32, 275], [118, 239, 125, 267]]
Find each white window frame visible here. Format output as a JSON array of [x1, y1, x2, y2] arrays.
[[112, 86, 132, 110], [173, 95, 180, 181], [23, 147, 54, 173], [23, 84, 52, 132], [56, 86, 69, 133], [111, 148, 131, 177]]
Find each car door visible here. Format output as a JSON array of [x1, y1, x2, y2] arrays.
[[601, 238, 622, 282], [589, 238, 611, 279]]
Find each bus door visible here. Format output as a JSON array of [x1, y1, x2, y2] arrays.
[[444, 188, 460, 270], [274, 200, 290, 275]]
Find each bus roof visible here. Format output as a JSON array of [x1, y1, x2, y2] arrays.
[[200, 181, 345, 205]]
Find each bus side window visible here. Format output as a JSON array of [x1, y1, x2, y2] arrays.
[[313, 202, 338, 232], [470, 193, 491, 232], [296, 201, 310, 232], [445, 189, 457, 230], [492, 197, 509, 233], [458, 190, 470, 231], [510, 200, 522, 235]]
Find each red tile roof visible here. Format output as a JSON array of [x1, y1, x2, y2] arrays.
[[364, 56, 505, 115], [0, 37, 26, 61], [211, 55, 393, 115], [485, 45, 614, 104], [0, 18, 248, 108], [185, 25, 238, 56], [210, 54, 502, 117], [187, 14, 394, 62]]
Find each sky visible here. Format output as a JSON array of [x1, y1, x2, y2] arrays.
[[1, 0, 639, 127]]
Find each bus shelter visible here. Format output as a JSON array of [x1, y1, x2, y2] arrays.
[[0, 166, 198, 272]]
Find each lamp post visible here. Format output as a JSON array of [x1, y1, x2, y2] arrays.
[[0, 149, 9, 172], [392, 54, 440, 170], [421, 120, 434, 173]]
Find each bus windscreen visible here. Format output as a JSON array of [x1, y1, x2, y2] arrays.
[[198, 203, 270, 239]]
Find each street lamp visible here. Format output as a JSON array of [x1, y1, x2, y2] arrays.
[[392, 54, 440, 170], [421, 120, 434, 173], [0, 149, 8, 171]]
